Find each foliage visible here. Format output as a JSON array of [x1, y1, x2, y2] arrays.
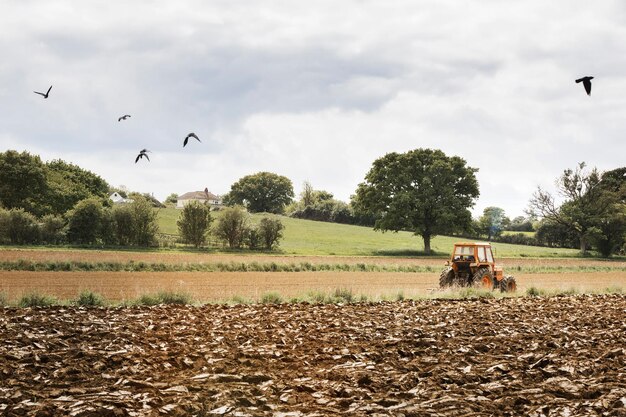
[[534, 220, 578, 248], [137, 291, 192, 305], [74, 290, 106, 306], [353, 148, 479, 254], [40, 214, 66, 244], [224, 172, 294, 214], [45, 159, 109, 215], [213, 206, 250, 248], [165, 193, 179, 205], [66, 198, 110, 244], [112, 204, 134, 246], [260, 292, 283, 304], [0, 150, 48, 216], [477, 207, 510, 241], [129, 192, 165, 208], [0, 208, 40, 245], [130, 197, 160, 246], [18, 292, 58, 307], [258, 217, 285, 250], [177, 200, 213, 247], [528, 163, 625, 255], [508, 216, 535, 232]]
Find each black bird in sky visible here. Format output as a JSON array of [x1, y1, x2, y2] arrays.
[[34, 85, 52, 99], [183, 132, 201, 147], [135, 149, 151, 163], [575, 76, 594, 96], [118, 114, 131, 122]]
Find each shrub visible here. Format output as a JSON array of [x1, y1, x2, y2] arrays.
[[260, 292, 283, 304], [18, 292, 57, 307], [177, 200, 212, 247], [112, 204, 134, 246], [40, 214, 66, 244], [74, 290, 106, 306], [213, 206, 249, 248], [0, 208, 40, 245], [67, 198, 108, 244], [526, 286, 543, 297], [137, 291, 192, 305], [130, 197, 159, 246], [333, 288, 355, 303], [258, 217, 285, 250], [245, 227, 262, 250]]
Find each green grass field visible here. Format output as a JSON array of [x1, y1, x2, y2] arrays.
[[156, 208, 583, 258]]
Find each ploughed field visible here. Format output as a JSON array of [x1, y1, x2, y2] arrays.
[[1, 295, 625, 416]]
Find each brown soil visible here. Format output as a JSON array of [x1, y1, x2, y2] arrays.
[[1, 271, 625, 302], [1, 295, 624, 416], [2, 248, 625, 269]]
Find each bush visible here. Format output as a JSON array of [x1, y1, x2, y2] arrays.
[[0, 208, 40, 245], [137, 291, 192, 305], [213, 206, 249, 248], [18, 292, 57, 307], [0, 292, 7, 307], [40, 214, 66, 244], [258, 217, 285, 250], [245, 227, 262, 250], [74, 290, 106, 306], [130, 197, 159, 246], [177, 200, 212, 247], [260, 292, 283, 304], [67, 198, 108, 244], [112, 204, 134, 245]]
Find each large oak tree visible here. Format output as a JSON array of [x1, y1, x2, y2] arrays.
[[224, 172, 294, 214], [353, 148, 479, 254]]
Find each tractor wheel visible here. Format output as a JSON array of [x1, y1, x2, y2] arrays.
[[472, 268, 495, 290], [439, 267, 456, 288], [500, 275, 517, 293]]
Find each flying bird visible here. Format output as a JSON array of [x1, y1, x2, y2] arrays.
[[118, 114, 131, 122], [183, 132, 201, 147], [135, 149, 151, 163], [575, 76, 594, 96], [34, 85, 52, 99]]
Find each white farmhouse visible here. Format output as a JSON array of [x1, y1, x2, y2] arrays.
[[109, 192, 133, 204], [176, 188, 223, 209]]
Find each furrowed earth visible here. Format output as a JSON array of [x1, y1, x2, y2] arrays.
[[1, 295, 625, 416]]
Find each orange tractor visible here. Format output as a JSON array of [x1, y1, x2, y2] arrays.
[[439, 242, 517, 292]]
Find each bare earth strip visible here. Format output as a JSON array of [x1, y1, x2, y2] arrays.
[[1, 296, 624, 415], [1, 271, 625, 302], [1, 248, 626, 269]]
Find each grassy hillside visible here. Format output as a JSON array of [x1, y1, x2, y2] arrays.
[[156, 208, 582, 258]]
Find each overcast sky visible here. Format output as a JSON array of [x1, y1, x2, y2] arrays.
[[2, 1, 625, 217]]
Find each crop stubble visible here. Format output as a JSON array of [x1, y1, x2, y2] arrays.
[[0, 295, 624, 416]]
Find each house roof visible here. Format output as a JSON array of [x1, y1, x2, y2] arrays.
[[178, 191, 221, 200]]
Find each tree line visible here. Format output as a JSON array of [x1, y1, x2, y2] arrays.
[[1, 149, 624, 256]]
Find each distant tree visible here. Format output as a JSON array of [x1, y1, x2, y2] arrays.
[[67, 198, 108, 244], [528, 163, 620, 254], [258, 217, 285, 250], [224, 172, 294, 214], [300, 181, 314, 207], [0, 151, 48, 215], [129, 197, 160, 246], [112, 204, 134, 246], [0, 208, 40, 245], [508, 216, 534, 232], [165, 193, 179, 205], [353, 148, 479, 255], [177, 200, 213, 247], [477, 207, 509, 241], [213, 206, 249, 248], [45, 159, 109, 215], [128, 192, 165, 208]]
